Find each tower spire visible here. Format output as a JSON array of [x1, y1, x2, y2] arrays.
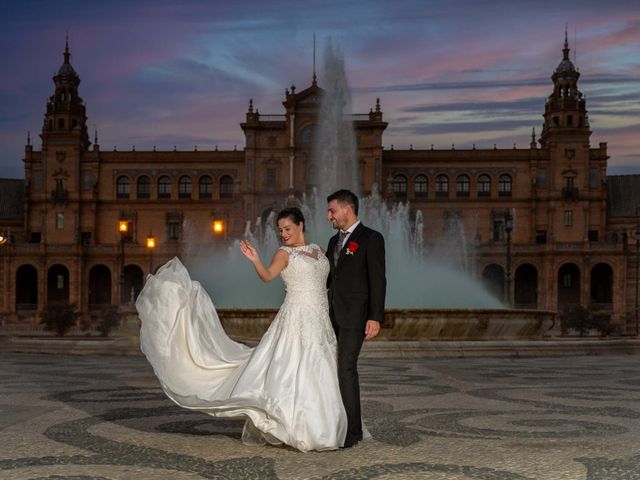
[[312, 32, 317, 86], [64, 31, 70, 64], [563, 24, 570, 61]]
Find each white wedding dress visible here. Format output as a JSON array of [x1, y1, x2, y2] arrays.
[[136, 244, 348, 452]]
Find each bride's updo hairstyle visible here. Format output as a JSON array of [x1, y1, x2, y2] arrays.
[[276, 207, 305, 232]]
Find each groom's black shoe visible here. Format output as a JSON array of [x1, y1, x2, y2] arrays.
[[341, 438, 359, 449]]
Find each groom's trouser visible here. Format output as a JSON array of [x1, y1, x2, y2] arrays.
[[335, 326, 365, 444]]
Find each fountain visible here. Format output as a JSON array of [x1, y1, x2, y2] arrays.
[[182, 39, 554, 341]]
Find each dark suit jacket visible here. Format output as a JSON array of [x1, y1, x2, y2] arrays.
[[326, 223, 386, 329]]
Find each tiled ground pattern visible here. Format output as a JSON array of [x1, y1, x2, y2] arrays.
[[1, 353, 639, 479]]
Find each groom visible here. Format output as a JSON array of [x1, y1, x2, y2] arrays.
[[326, 189, 386, 448]]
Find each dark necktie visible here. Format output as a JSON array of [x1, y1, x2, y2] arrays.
[[334, 231, 348, 266]]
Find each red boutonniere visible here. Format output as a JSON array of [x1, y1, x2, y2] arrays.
[[346, 241, 360, 256]]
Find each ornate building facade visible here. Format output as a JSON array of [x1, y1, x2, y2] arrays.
[[1, 36, 639, 332]]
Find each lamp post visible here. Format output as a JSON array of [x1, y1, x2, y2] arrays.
[[635, 225, 640, 336], [118, 220, 128, 305], [504, 212, 513, 306], [0, 233, 7, 312], [146, 233, 156, 274]]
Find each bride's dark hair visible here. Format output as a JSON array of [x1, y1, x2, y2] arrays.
[[276, 207, 305, 232]]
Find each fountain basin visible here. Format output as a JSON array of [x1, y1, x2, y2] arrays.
[[218, 308, 556, 342]]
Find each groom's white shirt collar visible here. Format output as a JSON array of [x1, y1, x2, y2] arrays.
[[339, 220, 361, 247]]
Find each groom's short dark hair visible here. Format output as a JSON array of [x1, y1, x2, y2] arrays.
[[327, 189, 359, 215]]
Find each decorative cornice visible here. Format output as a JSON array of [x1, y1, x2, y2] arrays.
[[390, 167, 517, 177], [112, 168, 239, 178]]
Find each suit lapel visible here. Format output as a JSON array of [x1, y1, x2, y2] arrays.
[[336, 222, 365, 270], [328, 233, 338, 272]]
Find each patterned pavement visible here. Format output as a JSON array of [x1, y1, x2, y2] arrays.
[[1, 352, 640, 479]]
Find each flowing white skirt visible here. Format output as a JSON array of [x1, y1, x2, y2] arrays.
[[136, 258, 347, 452]]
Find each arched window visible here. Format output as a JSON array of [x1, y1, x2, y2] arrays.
[[199, 176, 213, 199], [220, 175, 234, 199], [158, 176, 171, 199], [178, 176, 192, 199], [456, 174, 470, 197], [478, 174, 491, 197], [414, 175, 428, 198], [498, 174, 512, 197], [116, 176, 130, 199], [136, 176, 150, 199], [391, 174, 407, 200], [298, 125, 313, 145], [435, 174, 449, 197]]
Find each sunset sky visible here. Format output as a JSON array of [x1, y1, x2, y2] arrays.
[[0, 0, 638, 178]]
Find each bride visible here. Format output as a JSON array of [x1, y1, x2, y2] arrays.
[[136, 207, 348, 452]]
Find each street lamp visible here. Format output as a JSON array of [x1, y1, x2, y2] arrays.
[[635, 225, 640, 336], [504, 211, 513, 306], [146, 233, 156, 274], [0, 233, 7, 310], [118, 220, 128, 305], [212, 219, 225, 235]]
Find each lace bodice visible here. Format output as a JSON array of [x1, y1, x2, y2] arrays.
[[278, 243, 329, 295], [275, 243, 335, 351]]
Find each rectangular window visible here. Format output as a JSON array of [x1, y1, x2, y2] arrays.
[[30, 232, 41, 243], [56, 274, 65, 289], [588, 230, 599, 242], [168, 222, 180, 241], [564, 210, 573, 226], [535, 231, 547, 244], [538, 168, 546, 189], [32, 171, 42, 191], [563, 273, 572, 288], [82, 171, 92, 190], [493, 220, 504, 242], [56, 178, 65, 192], [564, 176, 574, 189], [266, 168, 277, 191], [56, 212, 64, 229], [590, 168, 598, 188]]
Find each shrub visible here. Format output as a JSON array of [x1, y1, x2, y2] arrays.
[[559, 304, 590, 336], [40, 301, 78, 336], [588, 304, 613, 336], [97, 305, 120, 337], [560, 303, 612, 337]]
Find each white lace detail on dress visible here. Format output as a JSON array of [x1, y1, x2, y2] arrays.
[[276, 244, 336, 351]]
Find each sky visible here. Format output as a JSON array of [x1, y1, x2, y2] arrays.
[[0, 0, 639, 179]]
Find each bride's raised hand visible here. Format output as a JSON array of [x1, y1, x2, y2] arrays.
[[240, 240, 260, 263]]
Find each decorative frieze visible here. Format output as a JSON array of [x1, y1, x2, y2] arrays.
[[112, 168, 238, 178], [390, 167, 517, 177]]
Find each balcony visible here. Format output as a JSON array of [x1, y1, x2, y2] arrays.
[[16, 303, 37, 311], [51, 189, 68, 204], [562, 187, 580, 201]]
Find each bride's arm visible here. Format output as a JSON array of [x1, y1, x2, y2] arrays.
[[239, 241, 288, 283]]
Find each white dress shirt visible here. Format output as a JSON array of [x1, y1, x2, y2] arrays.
[[339, 220, 361, 249]]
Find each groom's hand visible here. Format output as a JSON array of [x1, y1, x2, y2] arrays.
[[364, 320, 380, 340]]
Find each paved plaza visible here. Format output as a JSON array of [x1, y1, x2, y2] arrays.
[[1, 352, 639, 479]]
